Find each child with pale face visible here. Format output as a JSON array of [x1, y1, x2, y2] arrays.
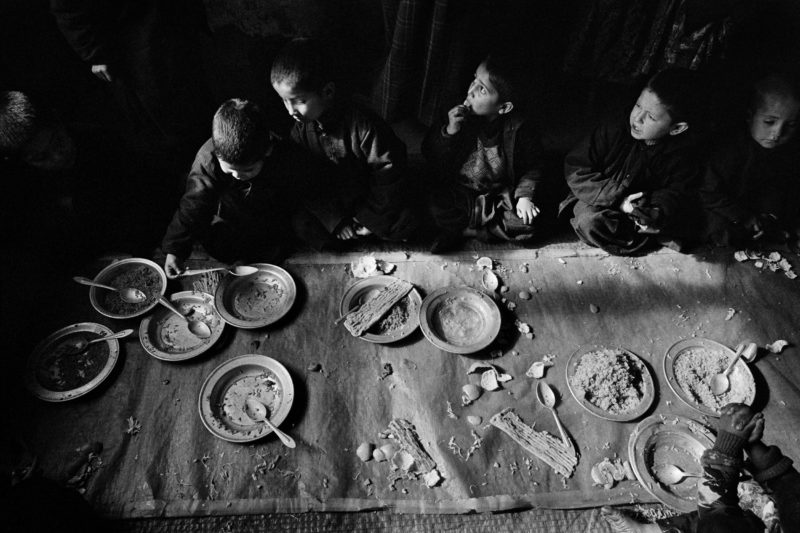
[[748, 91, 799, 150]]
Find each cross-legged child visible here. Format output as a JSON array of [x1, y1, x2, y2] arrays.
[[270, 38, 418, 250], [162, 98, 322, 277], [422, 54, 554, 253], [561, 68, 702, 255], [699, 73, 800, 247]]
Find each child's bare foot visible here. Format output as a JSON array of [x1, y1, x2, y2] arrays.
[[600, 506, 661, 533]]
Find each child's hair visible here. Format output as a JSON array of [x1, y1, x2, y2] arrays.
[[270, 38, 335, 93], [212, 99, 270, 165], [645, 68, 700, 125], [750, 72, 800, 112], [0, 91, 40, 155], [482, 54, 526, 106]]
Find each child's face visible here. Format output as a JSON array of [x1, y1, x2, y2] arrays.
[[21, 125, 76, 171], [629, 89, 680, 143], [271, 80, 333, 123], [463, 62, 508, 119], [748, 93, 799, 149], [217, 157, 264, 181]]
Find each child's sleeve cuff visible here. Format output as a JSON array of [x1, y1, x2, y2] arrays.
[[712, 430, 747, 457]]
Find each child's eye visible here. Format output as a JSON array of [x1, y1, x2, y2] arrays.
[[763, 119, 776, 125]]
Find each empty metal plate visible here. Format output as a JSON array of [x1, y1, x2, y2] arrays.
[[419, 286, 501, 354], [215, 263, 296, 329]]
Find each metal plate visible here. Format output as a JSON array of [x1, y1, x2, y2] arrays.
[[664, 337, 756, 418], [198, 354, 295, 443], [90, 258, 167, 319], [139, 291, 225, 362], [214, 263, 296, 329], [339, 276, 421, 343], [628, 414, 714, 513], [419, 286, 501, 354], [25, 323, 121, 402], [566, 345, 655, 422]]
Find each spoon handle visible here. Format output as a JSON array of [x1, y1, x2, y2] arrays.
[[73, 276, 116, 291], [722, 343, 747, 376], [157, 296, 186, 320], [550, 409, 571, 450], [262, 417, 296, 448], [89, 329, 135, 344], [180, 267, 227, 277]]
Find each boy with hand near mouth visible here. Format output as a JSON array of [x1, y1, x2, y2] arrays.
[[699, 73, 800, 247], [270, 38, 418, 249], [423, 54, 554, 253], [561, 68, 702, 255]]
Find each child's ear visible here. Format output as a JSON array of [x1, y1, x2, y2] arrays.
[[322, 82, 336, 100], [498, 101, 514, 115], [669, 122, 689, 136]]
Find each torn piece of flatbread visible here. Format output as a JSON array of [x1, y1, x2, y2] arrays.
[[490, 408, 578, 478], [343, 278, 413, 337]]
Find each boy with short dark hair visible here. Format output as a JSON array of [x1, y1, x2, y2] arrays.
[[561, 68, 702, 255], [270, 37, 417, 249], [699, 73, 800, 247], [162, 98, 319, 277], [422, 54, 554, 253]]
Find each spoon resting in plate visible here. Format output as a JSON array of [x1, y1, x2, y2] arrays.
[[63, 328, 134, 354], [659, 463, 703, 484], [710, 342, 757, 396], [179, 265, 259, 277], [73, 276, 146, 304], [244, 397, 296, 448], [156, 296, 212, 339]]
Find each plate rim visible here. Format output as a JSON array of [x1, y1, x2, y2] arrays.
[[197, 354, 295, 443], [90, 257, 167, 319], [628, 414, 714, 512], [339, 275, 421, 343], [565, 344, 655, 422], [663, 337, 756, 418], [418, 286, 501, 354], [25, 322, 121, 402], [139, 290, 225, 362], [214, 263, 297, 329]]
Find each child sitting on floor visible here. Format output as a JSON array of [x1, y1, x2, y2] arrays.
[[162, 98, 323, 277], [270, 38, 418, 250], [422, 54, 553, 253], [561, 68, 702, 256], [699, 73, 800, 247], [602, 403, 800, 532]]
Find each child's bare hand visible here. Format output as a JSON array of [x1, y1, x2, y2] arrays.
[[718, 403, 764, 442], [336, 223, 357, 240], [621, 192, 644, 214], [164, 254, 185, 279], [354, 223, 372, 237], [515, 197, 540, 225], [446, 105, 468, 135]]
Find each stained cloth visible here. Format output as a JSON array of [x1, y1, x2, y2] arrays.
[[19, 245, 800, 519]]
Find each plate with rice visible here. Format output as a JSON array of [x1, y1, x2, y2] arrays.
[[89, 258, 167, 319], [339, 276, 421, 343], [566, 345, 655, 422], [664, 337, 755, 417]]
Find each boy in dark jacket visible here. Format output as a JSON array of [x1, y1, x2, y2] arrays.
[[422, 54, 553, 253], [270, 38, 417, 249], [699, 73, 800, 247], [562, 68, 701, 255], [162, 99, 319, 277]]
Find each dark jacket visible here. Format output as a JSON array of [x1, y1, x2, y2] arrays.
[[161, 138, 320, 258], [700, 129, 800, 228], [422, 113, 547, 202], [562, 119, 700, 231], [290, 101, 411, 238]]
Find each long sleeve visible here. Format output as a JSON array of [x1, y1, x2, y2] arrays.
[[511, 121, 546, 201], [161, 141, 221, 258], [564, 122, 630, 208], [749, 442, 800, 532]]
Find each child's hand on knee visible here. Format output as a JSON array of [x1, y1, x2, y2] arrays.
[[164, 253, 185, 279], [515, 197, 539, 225], [336, 221, 357, 240], [621, 192, 644, 214]]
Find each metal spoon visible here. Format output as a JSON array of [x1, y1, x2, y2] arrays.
[[659, 463, 703, 484], [156, 296, 212, 339], [63, 329, 134, 354], [536, 381, 570, 449], [711, 342, 758, 395], [179, 265, 259, 277], [73, 276, 147, 304], [244, 397, 296, 448]]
